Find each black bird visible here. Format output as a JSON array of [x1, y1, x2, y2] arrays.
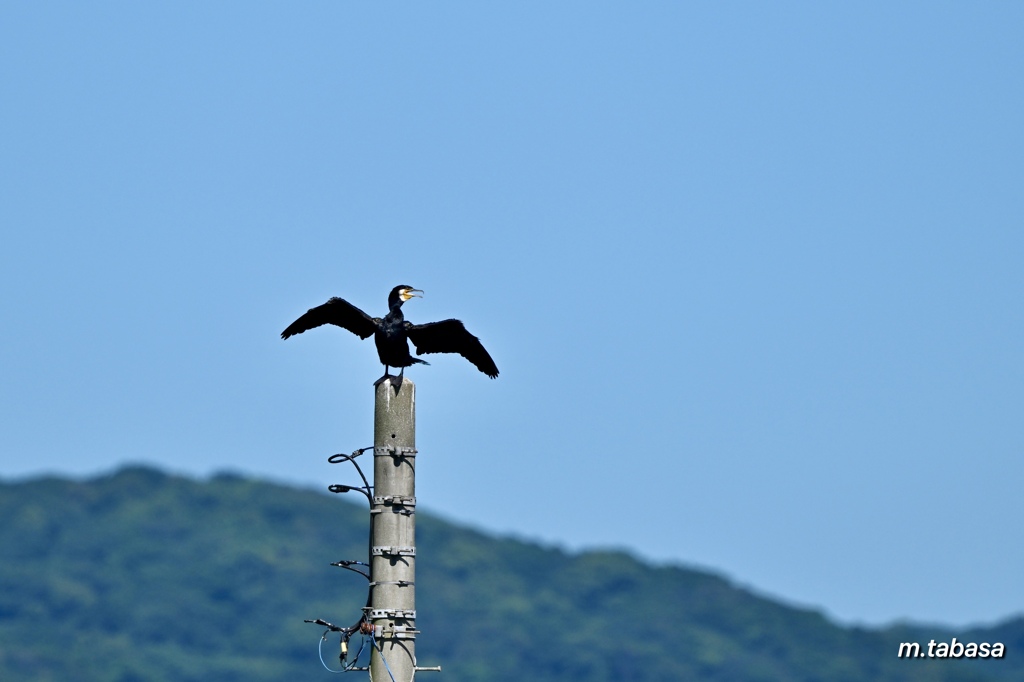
[[281, 285, 499, 379]]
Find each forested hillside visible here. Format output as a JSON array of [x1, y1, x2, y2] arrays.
[[0, 467, 1018, 681]]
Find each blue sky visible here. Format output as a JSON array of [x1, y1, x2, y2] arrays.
[[2, 3, 1022, 627]]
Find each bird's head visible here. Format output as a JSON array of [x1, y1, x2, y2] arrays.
[[389, 285, 423, 309]]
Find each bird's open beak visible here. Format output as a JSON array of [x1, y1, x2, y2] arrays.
[[401, 288, 424, 301]]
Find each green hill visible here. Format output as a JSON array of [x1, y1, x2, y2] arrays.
[[0, 466, 1018, 681]]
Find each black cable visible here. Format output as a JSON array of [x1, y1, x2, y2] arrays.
[[308, 444, 394, 672], [331, 560, 370, 581], [328, 447, 373, 494], [345, 634, 368, 671]]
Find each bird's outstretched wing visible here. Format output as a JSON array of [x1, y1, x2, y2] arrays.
[[406, 319, 499, 378], [281, 297, 379, 340]]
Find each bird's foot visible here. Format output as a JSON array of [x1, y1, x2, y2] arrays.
[[374, 371, 405, 393]]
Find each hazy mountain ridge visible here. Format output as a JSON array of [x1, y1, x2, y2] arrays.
[[0, 466, 1018, 682]]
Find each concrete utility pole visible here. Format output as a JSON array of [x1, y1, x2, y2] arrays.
[[369, 377, 418, 681]]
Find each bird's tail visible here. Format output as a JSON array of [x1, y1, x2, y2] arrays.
[[412, 357, 430, 366]]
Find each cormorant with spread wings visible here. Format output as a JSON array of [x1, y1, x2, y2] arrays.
[[281, 285, 498, 379]]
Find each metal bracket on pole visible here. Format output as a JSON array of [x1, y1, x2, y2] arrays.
[[370, 495, 417, 516], [373, 495, 416, 507], [374, 445, 417, 460], [370, 508, 415, 516], [368, 608, 417, 620], [371, 546, 416, 557], [346, 663, 442, 667], [377, 625, 420, 640], [369, 580, 414, 588]]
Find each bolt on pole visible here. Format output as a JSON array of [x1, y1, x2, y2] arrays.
[[370, 376, 417, 681]]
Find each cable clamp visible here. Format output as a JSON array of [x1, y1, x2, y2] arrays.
[[374, 446, 418, 459], [369, 495, 416, 516], [369, 580, 414, 587], [327, 447, 373, 465], [347, 665, 440, 672], [373, 495, 416, 507], [370, 507, 415, 517], [378, 624, 420, 640], [368, 609, 417, 620], [371, 546, 416, 557]]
